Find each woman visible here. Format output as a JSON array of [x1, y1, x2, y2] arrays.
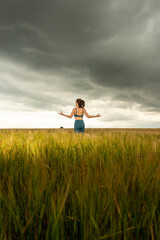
[[58, 98, 102, 133]]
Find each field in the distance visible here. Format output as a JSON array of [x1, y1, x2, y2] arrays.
[[0, 128, 160, 240]]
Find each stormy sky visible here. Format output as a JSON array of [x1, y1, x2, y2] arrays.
[[0, 0, 160, 128]]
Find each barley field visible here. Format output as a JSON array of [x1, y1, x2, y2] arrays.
[[0, 128, 160, 240]]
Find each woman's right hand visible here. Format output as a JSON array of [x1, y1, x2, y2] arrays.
[[96, 114, 102, 117]]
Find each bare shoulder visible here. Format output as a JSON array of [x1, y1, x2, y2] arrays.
[[83, 107, 89, 117]]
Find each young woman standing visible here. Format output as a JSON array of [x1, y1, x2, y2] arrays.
[[58, 98, 102, 133]]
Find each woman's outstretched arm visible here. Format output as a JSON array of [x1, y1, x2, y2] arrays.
[[84, 108, 102, 118], [88, 114, 102, 118], [58, 108, 75, 119]]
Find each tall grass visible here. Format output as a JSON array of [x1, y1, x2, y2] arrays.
[[0, 129, 160, 240]]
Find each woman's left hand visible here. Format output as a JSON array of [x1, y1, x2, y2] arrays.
[[58, 111, 64, 115], [96, 113, 102, 117]]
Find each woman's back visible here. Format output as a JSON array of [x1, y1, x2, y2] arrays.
[[74, 107, 84, 119]]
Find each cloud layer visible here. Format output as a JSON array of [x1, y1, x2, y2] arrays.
[[0, 0, 160, 127]]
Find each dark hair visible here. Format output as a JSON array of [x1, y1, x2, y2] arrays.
[[76, 98, 85, 108]]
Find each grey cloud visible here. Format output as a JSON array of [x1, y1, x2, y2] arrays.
[[113, 92, 160, 112], [0, 0, 160, 114], [101, 112, 136, 122]]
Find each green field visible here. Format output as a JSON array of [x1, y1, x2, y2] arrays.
[[0, 128, 160, 240]]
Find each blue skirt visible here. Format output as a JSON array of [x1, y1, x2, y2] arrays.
[[74, 120, 85, 133]]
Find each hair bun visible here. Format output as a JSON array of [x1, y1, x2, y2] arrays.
[[76, 98, 85, 108]]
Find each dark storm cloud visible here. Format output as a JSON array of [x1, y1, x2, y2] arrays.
[[0, 0, 160, 113], [113, 92, 160, 112]]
